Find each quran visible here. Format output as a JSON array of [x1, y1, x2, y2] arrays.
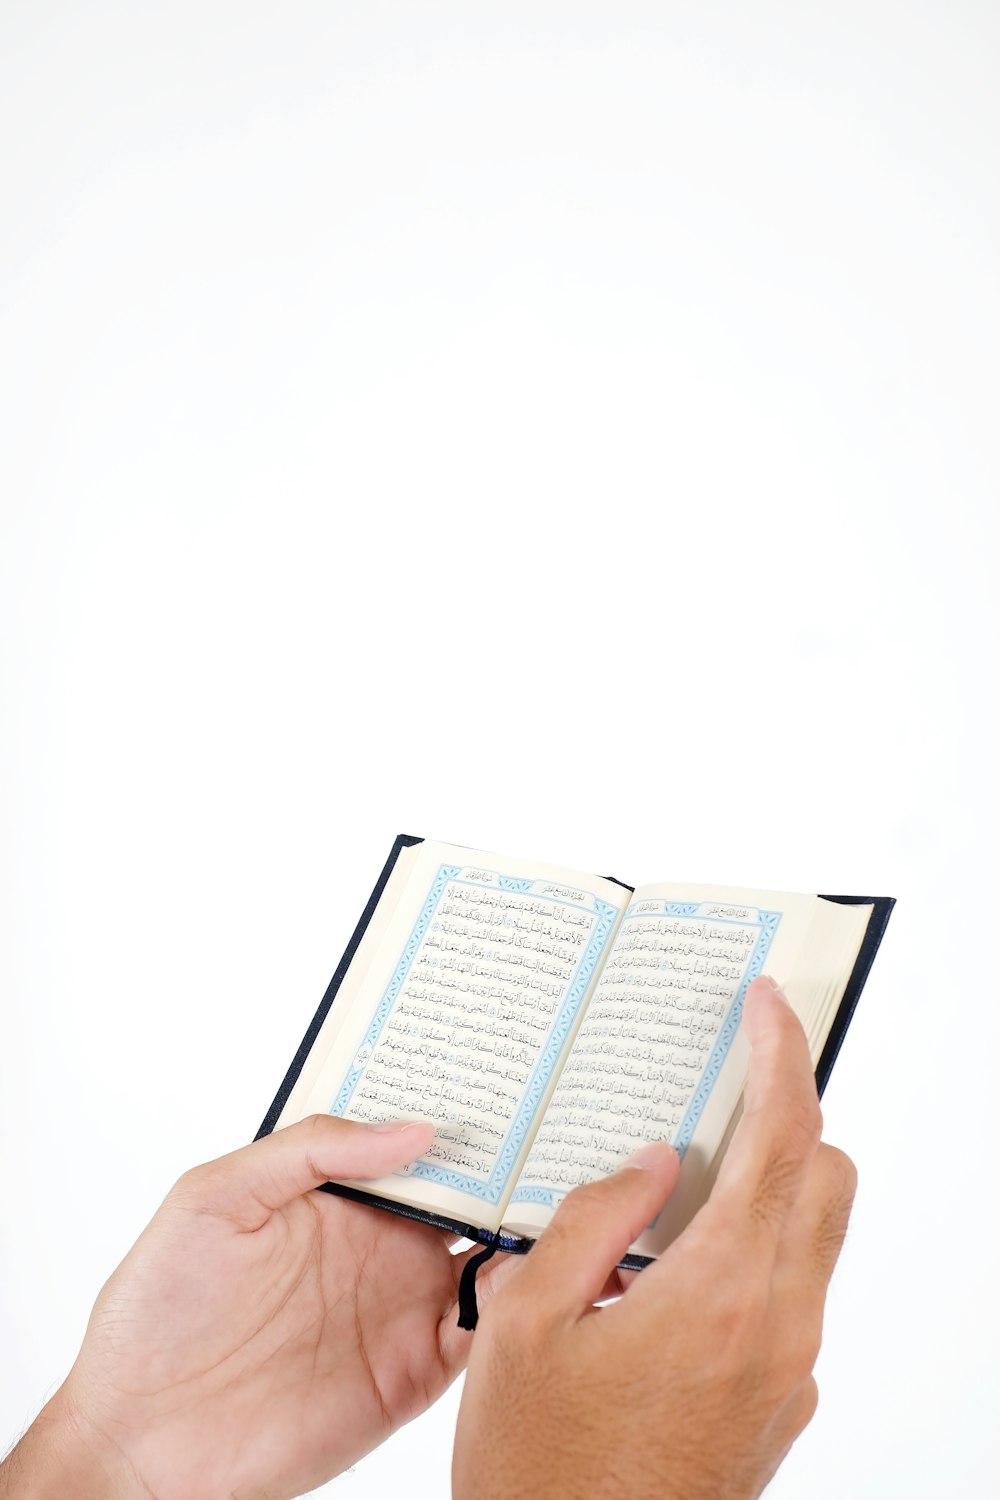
[[258, 836, 893, 1266]]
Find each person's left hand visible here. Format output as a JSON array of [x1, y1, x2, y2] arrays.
[[15, 1117, 511, 1500]]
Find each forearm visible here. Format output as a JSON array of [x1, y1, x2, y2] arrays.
[[0, 1391, 142, 1500]]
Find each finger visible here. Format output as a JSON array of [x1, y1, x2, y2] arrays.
[[448, 1243, 633, 1309], [710, 977, 822, 1247], [768, 1144, 858, 1368], [500, 1142, 680, 1323], [172, 1115, 437, 1231], [774, 1143, 857, 1290]]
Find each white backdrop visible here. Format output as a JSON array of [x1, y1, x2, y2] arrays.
[[2, 3, 998, 1495]]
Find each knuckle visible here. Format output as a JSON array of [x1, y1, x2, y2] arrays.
[[785, 1092, 823, 1153], [302, 1110, 333, 1160], [812, 1198, 852, 1281], [809, 1146, 858, 1278], [783, 1319, 823, 1385], [748, 1148, 803, 1230], [770, 1370, 821, 1439], [818, 1143, 858, 1202], [301, 1112, 333, 1145], [287, 1112, 339, 1184], [795, 1374, 820, 1432], [760, 1318, 822, 1408]]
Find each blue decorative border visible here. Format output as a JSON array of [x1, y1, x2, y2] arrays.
[[508, 1182, 571, 1207], [672, 907, 779, 1153], [510, 904, 780, 1209], [330, 862, 462, 1115], [330, 865, 619, 1205]]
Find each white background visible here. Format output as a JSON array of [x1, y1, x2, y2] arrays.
[[2, 3, 998, 1495]]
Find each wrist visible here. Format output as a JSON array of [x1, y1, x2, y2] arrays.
[[0, 1386, 143, 1500]]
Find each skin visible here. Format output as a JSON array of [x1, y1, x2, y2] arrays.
[[1, 976, 855, 1500], [0, 1118, 519, 1500], [453, 975, 858, 1500]]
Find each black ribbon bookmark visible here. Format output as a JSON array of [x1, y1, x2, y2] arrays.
[[456, 1231, 504, 1331]]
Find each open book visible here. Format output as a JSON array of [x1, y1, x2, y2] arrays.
[[258, 836, 893, 1265]]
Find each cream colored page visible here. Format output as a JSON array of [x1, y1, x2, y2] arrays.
[[274, 847, 425, 1128], [627, 893, 871, 1258], [285, 840, 629, 1229], [796, 896, 873, 1060], [503, 882, 818, 1242]]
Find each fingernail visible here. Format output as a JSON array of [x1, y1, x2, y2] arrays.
[[622, 1140, 675, 1171], [759, 975, 790, 1004], [367, 1119, 434, 1133]]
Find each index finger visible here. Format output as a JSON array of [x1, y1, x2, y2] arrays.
[[708, 976, 822, 1244]]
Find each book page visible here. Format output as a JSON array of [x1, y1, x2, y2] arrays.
[[277, 840, 629, 1230], [503, 883, 837, 1246]]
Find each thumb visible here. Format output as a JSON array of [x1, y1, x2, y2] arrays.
[[509, 1142, 680, 1320], [171, 1115, 436, 1230]]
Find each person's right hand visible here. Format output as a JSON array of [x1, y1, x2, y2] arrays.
[[452, 975, 858, 1500]]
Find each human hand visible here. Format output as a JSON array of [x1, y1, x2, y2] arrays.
[[453, 976, 858, 1500], [2, 1117, 512, 1500]]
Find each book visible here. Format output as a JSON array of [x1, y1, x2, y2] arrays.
[[257, 836, 893, 1269]]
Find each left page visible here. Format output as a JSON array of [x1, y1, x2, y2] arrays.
[[274, 839, 630, 1232]]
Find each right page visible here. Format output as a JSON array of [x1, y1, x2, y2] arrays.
[[503, 884, 872, 1257]]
